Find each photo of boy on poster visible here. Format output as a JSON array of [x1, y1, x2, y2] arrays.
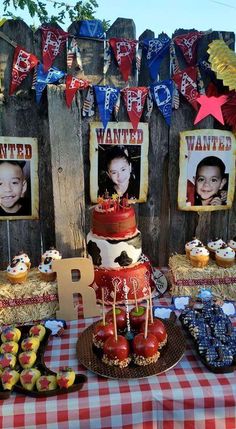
[[90, 122, 149, 203], [178, 129, 236, 212], [0, 137, 39, 220]]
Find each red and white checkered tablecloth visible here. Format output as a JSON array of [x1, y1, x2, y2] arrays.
[[1, 294, 236, 429]]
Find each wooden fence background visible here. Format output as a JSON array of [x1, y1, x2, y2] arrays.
[[0, 18, 235, 269]]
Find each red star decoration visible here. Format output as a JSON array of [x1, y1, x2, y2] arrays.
[[3, 344, 13, 353], [39, 377, 51, 390], [1, 371, 13, 384], [23, 341, 33, 351], [20, 353, 31, 365], [57, 376, 69, 388], [21, 371, 33, 384], [30, 326, 41, 336], [0, 356, 12, 368], [194, 94, 228, 125], [4, 331, 14, 341]]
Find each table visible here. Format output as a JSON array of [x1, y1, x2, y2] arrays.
[[1, 295, 236, 429]]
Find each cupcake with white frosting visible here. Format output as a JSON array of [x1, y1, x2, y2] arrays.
[[190, 245, 209, 268], [185, 237, 203, 259], [215, 245, 235, 268], [207, 238, 226, 260], [6, 259, 28, 284], [12, 251, 31, 269], [228, 237, 236, 253], [38, 257, 56, 282]]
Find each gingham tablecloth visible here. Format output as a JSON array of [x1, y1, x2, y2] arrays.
[[1, 295, 236, 429]]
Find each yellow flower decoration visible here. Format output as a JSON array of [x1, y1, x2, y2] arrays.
[[208, 39, 236, 91]]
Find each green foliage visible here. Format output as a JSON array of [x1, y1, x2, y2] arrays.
[[2, 0, 110, 29]]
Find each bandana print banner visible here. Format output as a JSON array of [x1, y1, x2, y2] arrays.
[[174, 31, 203, 66], [67, 37, 83, 70], [172, 66, 199, 110], [65, 75, 90, 107], [10, 45, 38, 95], [109, 38, 137, 82], [94, 85, 120, 129], [150, 79, 174, 125], [82, 86, 95, 117], [142, 34, 171, 81], [122, 86, 149, 131], [34, 63, 65, 103], [41, 26, 69, 71], [77, 19, 105, 39]]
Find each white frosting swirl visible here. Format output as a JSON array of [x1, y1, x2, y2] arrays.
[[190, 247, 209, 257], [42, 249, 61, 260], [185, 239, 202, 250], [216, 246, 235, 259], [207, 239, 225, 251], [7, 261, 28, 274], [13, 253, 30, 265], [38, 260, 53, 274], [228, 239, 236, 249]]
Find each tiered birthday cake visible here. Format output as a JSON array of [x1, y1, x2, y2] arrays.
[[87, 200, 156, 304]]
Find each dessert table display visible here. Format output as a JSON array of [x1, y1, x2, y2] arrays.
[[1, 294, 236, 429]]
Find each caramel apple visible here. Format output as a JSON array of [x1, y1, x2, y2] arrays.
[[129, 306, 146, 329], [102, 335, 131, 368], [140, 318, 167, 349], [92, 321, 115, 349], [133, 332, 160, 366], [105, 307, 127, 331]]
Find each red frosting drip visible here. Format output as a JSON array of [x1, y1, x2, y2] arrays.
[[92, 206, 137, 238]]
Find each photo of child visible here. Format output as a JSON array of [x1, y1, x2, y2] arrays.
[[187, 156, 228, 206], [0, 160, 31, 216]]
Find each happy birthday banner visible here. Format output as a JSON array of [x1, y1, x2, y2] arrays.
[[1, 24, 235, 130]]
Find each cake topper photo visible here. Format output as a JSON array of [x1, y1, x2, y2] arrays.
[[0, 137, 39, 220], [178, 129, 236, 212], [89, 122, 149, 203]]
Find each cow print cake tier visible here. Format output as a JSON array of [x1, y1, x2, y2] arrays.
[[87, 199, 156, 305]]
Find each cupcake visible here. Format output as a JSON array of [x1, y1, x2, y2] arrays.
[[228, 237, 236, 253], [12, 251, 31, 269], [207, 238, 226, 260], [38, 257, 56, 282], [190, 245, 209, 268], [41, 247, 61, 262], [6, 259, 28, 284], [215, 245, 235, 268], [185, 237, 203, 259]]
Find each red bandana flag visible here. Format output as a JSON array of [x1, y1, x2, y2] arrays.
[[65, 75, 90, 107], [122, 86, 149, 130], [172, 66, 199, 110], [10, 46, 38, 95], [174, 31, 203, 66], [41, 27, 69, 71], [109, 38, 137, 82]]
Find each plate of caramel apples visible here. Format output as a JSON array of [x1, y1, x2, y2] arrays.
[[77, 300, 185, 379], [0, 324, 87, 398]]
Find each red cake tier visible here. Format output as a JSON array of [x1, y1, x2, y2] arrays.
[[92, 260, 155, 305], [92, 206, 137, 239]]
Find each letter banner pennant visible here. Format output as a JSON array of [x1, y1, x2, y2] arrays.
[[65, 74, 90, 107], [142, 33, 171, 81], [34, 63, 65, 103], [76, 19, 105, 39], [172, 66, 199, 110], [109, 38, 137, 82], [94, 85, 120, 129], [173, 31, 203, 66], [150, 79, 174, 125], [10, 45, 39, 95], [41, 26, 69, 72], [121, 86, 149, 131]]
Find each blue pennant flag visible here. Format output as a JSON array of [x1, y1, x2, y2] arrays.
[[77, 19, 105, 39], [34, 63, 65, 103], [94, 85, 120, 129], [142, 34, 171, 81], [150, 79, 174, 125]]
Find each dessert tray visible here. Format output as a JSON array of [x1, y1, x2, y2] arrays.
[[77, 319, 185, 379], [0, 325, 87, 399]]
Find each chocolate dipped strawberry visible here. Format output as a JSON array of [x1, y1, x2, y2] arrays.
[[129, 306, 146, 329], [140, 318, 167, 349], [105, 307, 127, 331], [92, 321, 115, 349], [102, 335, 131, 368], [133, 332, 160, 366]]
